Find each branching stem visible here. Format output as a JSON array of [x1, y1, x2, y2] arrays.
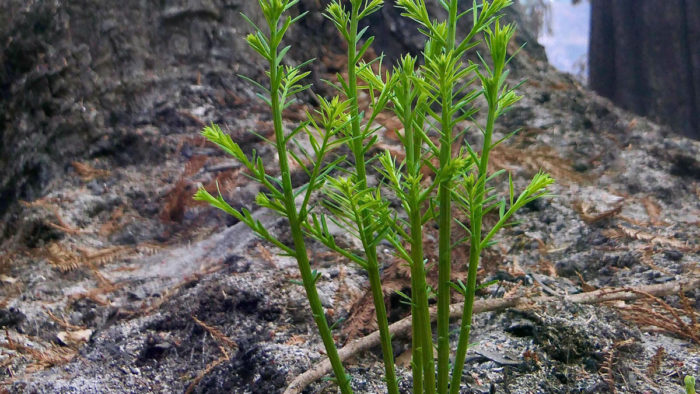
[[449, 85, 497, 394], [437, 2, 460, 391], [345, 3, 398, 393], [268, 37, 352, 394]]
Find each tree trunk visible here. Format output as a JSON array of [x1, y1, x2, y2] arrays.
[[589, 0, 700, 139]]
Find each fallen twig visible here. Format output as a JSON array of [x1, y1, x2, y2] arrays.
[[615, 288, 700, 343], [185, 355, 229, 394], [185, 316, 238, 394], [191, 316, 238, 350], [284, 277, 700, 394]]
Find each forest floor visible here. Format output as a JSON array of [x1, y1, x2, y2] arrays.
[[0, 2, 699, 393]]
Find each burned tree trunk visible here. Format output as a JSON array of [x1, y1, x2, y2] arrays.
[[589, 0, 700, 139]]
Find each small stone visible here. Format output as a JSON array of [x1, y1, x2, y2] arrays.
[[554, 370, 568, 384], [555, 260, 583, 277], [645, 270, 662, 280], [653, 275, 674, 284], [505, 321, 536, 337], [572, 161, 590, 172], [318, 292, 333, 308], [663, 249, 683, 261], [0, 308, 25, 328], [618, 252, 638, 267]]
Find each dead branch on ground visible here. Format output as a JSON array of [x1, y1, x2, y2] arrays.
[[615, 289, 700, 343], [185, 316, 238, 394]]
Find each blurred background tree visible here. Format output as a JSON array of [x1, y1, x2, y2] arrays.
[[589, 0, 699, 140], [517, 0, 699, 140]]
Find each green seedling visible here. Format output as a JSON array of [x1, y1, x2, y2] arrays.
[[195, 0, 553, 393], [324, 2, 399, 392], [687, 375, 696, 394], [194, 1, 352, 392]]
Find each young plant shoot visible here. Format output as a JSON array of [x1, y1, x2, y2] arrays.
[[195, 0, 553, 393], [323, 1, 400, 392], [193, 0, 353, 392]]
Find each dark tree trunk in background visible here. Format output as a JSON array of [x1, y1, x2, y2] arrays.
[[589, 0, 700, 139]]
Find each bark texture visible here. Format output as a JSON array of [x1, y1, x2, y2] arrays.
[[589, 0, 700, 139], [0, 0, 544, 239], [0, 0, 338, 233]]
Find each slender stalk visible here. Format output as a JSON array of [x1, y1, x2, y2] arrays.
[[411, 290, 424, 394], [435, 100, 453, 394], [446, 0, 459, 49], [345, 3, 398, 393], [448, 101, 496, 394], [437, 107, 452, 393], [347, 9, 364, 185], [367, 250, 397, 389], [399, 75, 426, 394], [268, 51, 353, 394], [436, 2, 459, 391], [409, 190, 436, 394], [395, 61, 436, 394]]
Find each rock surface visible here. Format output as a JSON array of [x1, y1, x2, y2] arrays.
[[0, 1, 698, 393]]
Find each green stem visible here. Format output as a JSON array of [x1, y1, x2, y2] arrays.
[[409, 192, 436, 394], [347, 7, 364, 184], [446, 0, 458, 50], [346, 4, 398, 393], [367, 249, 398, 393], [412, 340, 424, 394], [269, 47, 352, 394], [448, 102, 496, 394], [399, 74, 436, 393], [448, 220, 481, 394], [436, 102, 453, 394], [400, 80, 427, 394], [437, 3, 459, 391]]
